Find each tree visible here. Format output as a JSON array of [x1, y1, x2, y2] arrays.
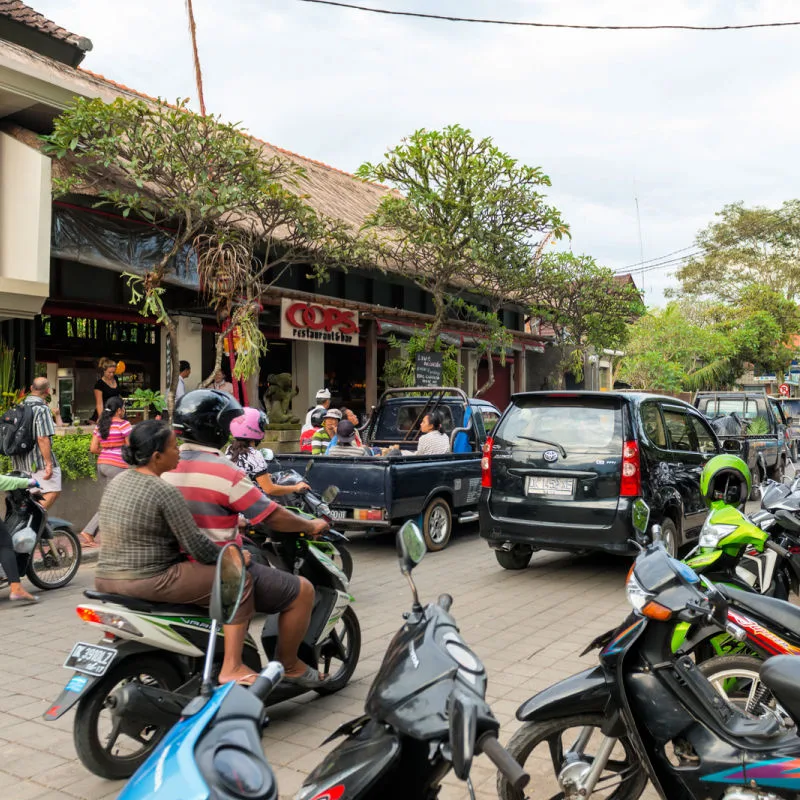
[[356, 125, 567, 355], [675, 201, 800, 302], [530, 253, 644, 387], [43, 97, 357, 411]]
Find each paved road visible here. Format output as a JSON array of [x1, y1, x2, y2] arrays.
[[0, 526, 659, 799]]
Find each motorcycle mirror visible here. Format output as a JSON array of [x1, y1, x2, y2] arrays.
[[632, 498, 651, 536], [722, 439, 742, 454], [651, 524, 664, 545], [397, 521, 425, 612], [321, 485, 340, 504], [203, 544, 246, 695], [449, 693, 478, 781], [305, 459, 314, 477], [261, 448, 275, 462]]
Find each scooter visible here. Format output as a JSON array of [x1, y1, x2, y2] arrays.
[[499, 537, 800, 800], [0, 473, 81, 592], [118, 523, 530, 800], [44, 522, 360, 780]]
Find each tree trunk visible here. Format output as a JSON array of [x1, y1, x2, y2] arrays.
[[475, 352, 495, 397], [165, 314, 180, 416], [201, 329, 227, 387], [424, 292, 447, 351]]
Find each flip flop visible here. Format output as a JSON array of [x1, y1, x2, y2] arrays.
[[9, 593, 40, 605], [78, 533, 99, 549], [284, 663, 328, 690], [220, 672, 260, 687]]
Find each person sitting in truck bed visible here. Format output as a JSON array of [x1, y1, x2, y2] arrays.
[[311, 408, 341, 455], [328, 420, 371, 457], [388, 411, 451, 457]]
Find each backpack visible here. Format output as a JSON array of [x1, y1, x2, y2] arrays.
[[0, 402, 36, 457]]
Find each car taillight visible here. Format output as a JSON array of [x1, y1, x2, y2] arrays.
[[620, 439, 641, 497], [481, 436, 494, 488]]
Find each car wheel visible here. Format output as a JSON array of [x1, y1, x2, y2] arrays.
[[422, 497, 452, 551], [495, 545, 533, 570], [658, 518, 679, 558]]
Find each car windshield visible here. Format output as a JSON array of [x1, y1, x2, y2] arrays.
[[496, 400, 622, 453]]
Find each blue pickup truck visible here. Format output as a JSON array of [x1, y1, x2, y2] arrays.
[[272, 388, 500, 551]]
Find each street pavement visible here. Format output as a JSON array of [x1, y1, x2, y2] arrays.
[[0, 526, 661, 799]]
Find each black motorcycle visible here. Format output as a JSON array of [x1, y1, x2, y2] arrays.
[[499, 542, 800, 800], [0, 473, 81, 591]]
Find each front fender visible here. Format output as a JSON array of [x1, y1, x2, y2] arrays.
[[516, 666, 609, 723]]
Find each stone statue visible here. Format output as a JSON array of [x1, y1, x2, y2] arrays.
[[263, 372, 300, 425]]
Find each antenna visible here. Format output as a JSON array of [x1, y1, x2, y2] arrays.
[[634, 184, 646, 300]]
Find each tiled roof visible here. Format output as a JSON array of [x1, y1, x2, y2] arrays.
[[0, 0, 91, 50]]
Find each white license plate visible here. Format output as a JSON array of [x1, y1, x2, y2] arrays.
[[64, 642, 117, 677], [527, 476, 575, 496], [328, 508, 347, 521]]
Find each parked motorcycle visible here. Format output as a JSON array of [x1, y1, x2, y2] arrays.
[[118, 523, 529, 800], [0, 473, 81, 592], [499, 539, 800, 800], [44, 518, 360, 779]]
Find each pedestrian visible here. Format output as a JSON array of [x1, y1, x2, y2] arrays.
[[388, 411, 450, 456], [324, 406, 364, 452], [311, 408, 341, 455], [299, 407, 326, 453], [11, 378, 61, 509], [78, 397, 131, 550], [212, 368, 234, 395], [175, 361, 191, 401], [301, 388, 331, 433], [93, 358, 121, 421], [327, 420, 370, 457]]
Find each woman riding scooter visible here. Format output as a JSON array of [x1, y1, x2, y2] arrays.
[[0, 473, 44, 603]]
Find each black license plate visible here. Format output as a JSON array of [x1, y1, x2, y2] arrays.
[[64, 642, 117, 677]]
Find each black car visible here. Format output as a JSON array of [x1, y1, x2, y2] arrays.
[[479, 391, 736, 570]]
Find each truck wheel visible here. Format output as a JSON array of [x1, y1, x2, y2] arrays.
[[771, 458, 785, 483], [792, 443, 798, 463], [495, 546, 532, 570], [750, 464, 762, 501], [422, 497, 452, 551]]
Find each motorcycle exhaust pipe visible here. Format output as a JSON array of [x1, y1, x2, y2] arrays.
[[105, 683, 187, 728]]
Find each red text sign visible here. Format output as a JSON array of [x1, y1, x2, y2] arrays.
[[280, 298, 360, 346]]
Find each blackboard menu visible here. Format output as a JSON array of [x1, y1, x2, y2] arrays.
[[415, 352, 443, 387]]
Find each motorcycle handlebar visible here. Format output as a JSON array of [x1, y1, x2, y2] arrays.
[[765, 539, 791, 559], [437, 594, 453, 612], [249, 662, 285, 703], [478, 732, 529, 793]]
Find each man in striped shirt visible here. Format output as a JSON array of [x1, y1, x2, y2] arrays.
[[165, 389, 329, 688]]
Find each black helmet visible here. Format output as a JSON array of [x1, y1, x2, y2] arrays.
[[310, 407, 327, 428], [173, 389, 243, 449]]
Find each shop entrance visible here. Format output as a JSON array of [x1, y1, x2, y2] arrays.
[[325, 343, 367, 417]]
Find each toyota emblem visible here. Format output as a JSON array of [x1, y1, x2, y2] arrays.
[[543, 450, 559, 463]]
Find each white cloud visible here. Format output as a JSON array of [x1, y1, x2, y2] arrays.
[[32, 0, 800, 305]]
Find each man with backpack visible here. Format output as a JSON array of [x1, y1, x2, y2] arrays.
[[8, 378, 60, 509]]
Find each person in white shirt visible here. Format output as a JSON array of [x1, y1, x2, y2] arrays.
[[302, 388, 331, 433], [387, 411, 451, 456], [175, 360, 191, 401]]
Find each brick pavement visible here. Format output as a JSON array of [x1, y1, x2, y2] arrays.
[[0, 528, 644, 800]]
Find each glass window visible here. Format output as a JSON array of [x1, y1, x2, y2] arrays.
[[481, 410, 500, 434], [375, 403, 457, 440], [688, 415, 717, 455], [641, 403, 667, 448], [662, 408, 693, 452]]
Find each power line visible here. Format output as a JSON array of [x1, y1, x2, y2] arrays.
[[296, 0, 800, 31]]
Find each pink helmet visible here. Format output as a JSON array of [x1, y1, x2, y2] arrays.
[[229, 407, 268, 442]]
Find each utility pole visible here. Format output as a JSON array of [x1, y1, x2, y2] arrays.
[[186, 0, 206, 115], [634, 185, 645, 301]]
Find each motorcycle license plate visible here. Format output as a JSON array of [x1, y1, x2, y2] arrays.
[[527, 476, 575, 496], [63, 642, 116, 677], [328, 508, 347, 520]]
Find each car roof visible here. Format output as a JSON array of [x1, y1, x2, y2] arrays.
[[509, 390, 695, 408]]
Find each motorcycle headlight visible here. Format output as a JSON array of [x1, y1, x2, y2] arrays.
[[625, 572, 652, 612], [698, 519, 738, 549]]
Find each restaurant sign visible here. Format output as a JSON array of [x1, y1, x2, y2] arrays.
[[280, 298, 360, 347]]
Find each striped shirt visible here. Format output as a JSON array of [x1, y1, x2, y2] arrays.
[[94, 418, 132, 468], [311, 428, 332, 455], [162, 443, 278, 543], [11, 396, 57, 474]]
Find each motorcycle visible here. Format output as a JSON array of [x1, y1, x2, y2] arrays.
[[499, 537, 800, 800], [43, 517, 360, 779], [118, 523, 530, 800], [0, 473, 81, 592]]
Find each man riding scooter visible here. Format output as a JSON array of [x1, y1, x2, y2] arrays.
[[164, 389, 330, 689]]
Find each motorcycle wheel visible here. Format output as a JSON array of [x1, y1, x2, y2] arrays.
[[26, 526, 82, 590], [315, 606, 361, 695], [73, 656, 183, 779], [495, 546, 533, 570], [497, 713, 647, 800], [334, 545, 354, 581], [699, 655, 790, 723]]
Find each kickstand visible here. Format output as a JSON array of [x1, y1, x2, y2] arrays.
[[466, 776, 476, 800]]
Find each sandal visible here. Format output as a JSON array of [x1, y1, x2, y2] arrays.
[[219, 672, 260, 687], [78, 532, 99, 549], [284, 663, 328, 690], [9, 593, 39, 605]]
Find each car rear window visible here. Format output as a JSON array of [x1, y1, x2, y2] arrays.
[[375, 403, 458, 440], [495, 398, 623, 453]]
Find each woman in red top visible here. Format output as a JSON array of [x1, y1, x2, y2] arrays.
[[79, 397, 132, 549]]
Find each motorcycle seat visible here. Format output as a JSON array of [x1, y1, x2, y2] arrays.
[[718, 585, 800, 638], [83, 590, 208, 617], [759, 655, 800, 725]]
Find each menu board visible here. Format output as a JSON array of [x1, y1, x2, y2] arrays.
[[415, 352, 443, 387]]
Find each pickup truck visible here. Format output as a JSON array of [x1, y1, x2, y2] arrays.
[[773, 397, 800, 462], [271, 387, 500, 551], [693, 390, 789, 493]]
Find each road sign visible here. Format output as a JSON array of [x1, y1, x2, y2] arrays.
[[780, 383, 790, 396]]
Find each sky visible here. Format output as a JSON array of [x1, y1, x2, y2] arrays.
[[33, 0, 800, 307]]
